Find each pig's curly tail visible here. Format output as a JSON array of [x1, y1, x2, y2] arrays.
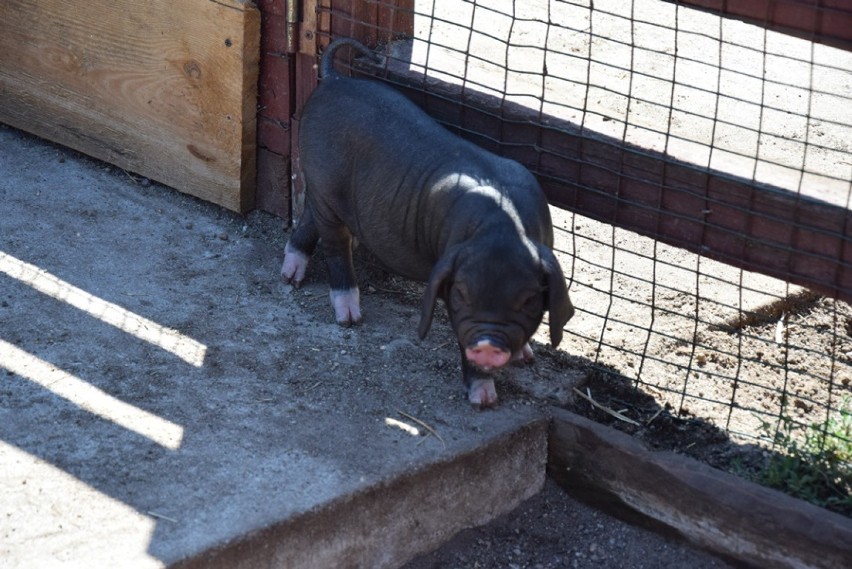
[[319, 37, 382, 79]]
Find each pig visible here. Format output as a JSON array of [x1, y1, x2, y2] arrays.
[[282, 38, 574, 408]]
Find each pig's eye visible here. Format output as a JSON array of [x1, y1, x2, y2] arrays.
[[520, 291, 543, 315]]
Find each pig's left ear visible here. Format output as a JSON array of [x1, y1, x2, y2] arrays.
[[539, 245, 574, 348], [418, 247, 459, 340]]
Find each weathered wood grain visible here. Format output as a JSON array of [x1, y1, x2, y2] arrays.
[[548, 408, 852, 569], [0, 0, 259, 212]]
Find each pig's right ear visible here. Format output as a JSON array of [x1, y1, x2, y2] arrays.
[[418, 248, 459, 339]]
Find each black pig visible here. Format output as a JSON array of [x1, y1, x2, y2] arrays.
[[282, 38, 574, 407]]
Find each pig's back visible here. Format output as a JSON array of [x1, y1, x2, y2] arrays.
[[300, 75, 454, 167], [299, 75, 551, 279]]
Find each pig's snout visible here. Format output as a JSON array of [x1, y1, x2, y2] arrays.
[[465, 337, 511, 372]]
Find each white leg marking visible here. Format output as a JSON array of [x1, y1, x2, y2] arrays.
[[330, 288, 362, 326], [468, 378, 498, 408], [281, 242, 309, 286], [512, 342, 535, 365]]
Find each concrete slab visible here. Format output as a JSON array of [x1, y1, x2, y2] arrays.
[[0, 125, 551, 567]]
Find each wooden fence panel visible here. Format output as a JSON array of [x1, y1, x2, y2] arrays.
[[0, 0, 260, 213]]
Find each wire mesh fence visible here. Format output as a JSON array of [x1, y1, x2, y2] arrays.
[[318, 0, 852, 453]]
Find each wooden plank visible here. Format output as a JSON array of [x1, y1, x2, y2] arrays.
[[256, 0, 293, 219], [328, 0, 414, 46], [173, 419, 548, 569], [0, 0, 260, 213], [299, 0, 319, 56], [539, 132, 852, 302], [290, 53, 319, 222], [377, 0, 415, 39], [671, 0, 852, 50], [548, 408, 852, 569], [256, 148, 290, 218]]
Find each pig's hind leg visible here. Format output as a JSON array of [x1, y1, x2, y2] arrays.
[[282, 206, 319, 287], [318, 219, 362, 327]]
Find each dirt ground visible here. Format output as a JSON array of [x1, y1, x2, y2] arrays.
[[7, 9, 851, 553], [544, 205, 852, 488], [10, 120, 850, 567], [336, 207, 851, 564], [313, 214, 851, 568], [278, 166, 852, 562], [253, 209, 739, 569], [378, 0, 852, 478], [1, 124, 740, 567], [347, 199, 852, 482], [4, 1, 850, 564], [403, 479, 733, 569]]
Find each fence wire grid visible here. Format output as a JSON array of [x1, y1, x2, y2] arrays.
[[321, 0, 852, 453]]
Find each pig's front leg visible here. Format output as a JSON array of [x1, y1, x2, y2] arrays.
[[282, 206, 319, 287], [460, 346, 499, 408], [468, 377, 498, 408], [512, 343, 535, 365], [322, 226, 362, 327]]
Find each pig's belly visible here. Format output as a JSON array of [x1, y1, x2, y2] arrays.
[[340, 199, 438, 282], [358, 236, 435, 283]]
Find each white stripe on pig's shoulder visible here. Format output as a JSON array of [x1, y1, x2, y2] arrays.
[[433, 173, 539, 260]]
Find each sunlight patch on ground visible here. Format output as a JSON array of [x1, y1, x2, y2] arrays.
[[0, 340, 184, 450], [0, 441, 160, 567], [0, 251, 206, 367]]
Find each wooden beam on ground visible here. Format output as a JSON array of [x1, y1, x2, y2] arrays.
[[548, 408, 852, 569], [0, 0, 260, 213]]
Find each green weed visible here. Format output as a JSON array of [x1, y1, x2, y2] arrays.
[[759, 397, 852, 516]]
